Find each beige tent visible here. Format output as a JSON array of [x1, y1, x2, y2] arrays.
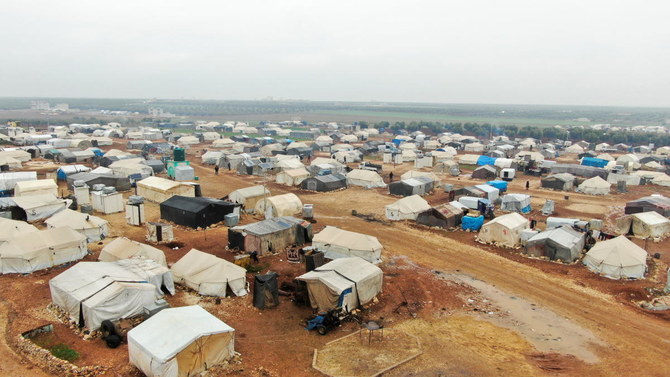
[[99, 237, 167, 266], [275, 157, 305, 171], [128, 305, 235, 377], [137, 177, 195, 203], [477, 212, 529, 248], [583, 236, 647, 279], [312, 226, 382, 264], [297, 257, 383, 313], [0, 218, 38, 246], [227, 185, 270, 213], [275, 168, 310, 186], [385, 195, 431, 221], [171, 249, 248, 297], [401, 170, 440, 184], [616, 212, 670, 239], [44, 209, 109, 242], [596, 153, 614, 161], [177, 136, 200, 146], [577, 176, 611, 195], [14, 179, 58, 197], [9, 194, 68, 222], [254, 193, 302, 218], [212, 138, 235, 148], [458, 154, 481, 165], [564, 144, 585, 154], [0, 227, 87, 274], [346, 169, 386, 188], [464, 143, 484, 152]]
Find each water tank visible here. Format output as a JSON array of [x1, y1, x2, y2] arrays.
[[303, 204, 313, 218], [173, 147, 185, 162], [224, 213, 239, 227]]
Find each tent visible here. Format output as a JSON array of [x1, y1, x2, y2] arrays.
[[583, 236, 647, 279], [416, 204, 464, 229], [577, 176, 611, 195], [458, 154, 481, 166], [137, 177, 195, 203], [474, 184, 499, 201], [0, 227, 87, 274], [346, 169, 386, 188], [171, 249, 248, 297], [201, 151, 224, 165], [625, 195, 670, 216], [301, 174, 347, 192], [564, 144, 585, 154], [385, 195, 431, 221], [13, 179, 58, 197], [524, 226, 585, 262], [297, 257, 383, 312], [477, 155, 497, 166], [616, 211, 670, 239], [312, 226, 382, 263], [500, 194, 532, 213], [464, 143, 484, 152], [128, 305, 235, 377], [461, 215, 484, 231], [388, 177, 434, 197], [99, 237, 167, 267], [275, 157, 305, 171], [49, 259, 173, 330], [550, 164, 607, 179], [0, 172, 37, 193], [0, 218, 38, 246], [477, 213, 529, 248], [0, 194, 68, 222], [541, 173, 575, 191], [67, 172, 132, 191], [276, 168, 310, 186], [44, 209, 109, 242], [254, 193, 303, 218], [253, 273, 280, 309], [471, 165, 498, 180], [227, 185, 270, 213], [160, 196, 240, 229], [229, 216, 312, 255]]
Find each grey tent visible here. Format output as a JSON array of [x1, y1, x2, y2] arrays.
[[541, 173, 575, 191], [388, 176, 434, 196], [625, 195, 670, 216], [524, 226, 585, 262], [550, 164, 607, 179], [300, 174, 347, 192], [471, 165, 498, 180], [253, 272, 279, 309], [416, 203, 464, 229], [67, 172, 132, 191]]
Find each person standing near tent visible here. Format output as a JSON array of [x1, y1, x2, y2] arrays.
[[214, 164, 219, 175], [389, 171, 394, 183], [525, 180, 530, 190]]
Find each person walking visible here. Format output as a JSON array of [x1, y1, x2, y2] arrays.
[[214, 164, 219, 175], [525, 180, 530, 190], [389, 171, 394, 183]]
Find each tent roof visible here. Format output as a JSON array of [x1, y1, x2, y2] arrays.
[[15, 179, 57, 191], [585, 236, 647, 267], [400, 171, 439, 182], [386, 195, 431, 213], [161, 196, 236, 213], [346, 169, 383, 181], [580, 176, 611, 188], [297, 257, 381, 290], [229, 185, 270, 199], [0, 227, 84, 259], [485, 212, 528, 229], [138, 176, 188, 192], [527, 226, 583, 249], [632, 211, 669, 226], [0, 218, 39, 241], [45, 209, 108, 230], [313, 226, 382, 251], [232, 216, 305, 236], [171, 249, 247, 285], [100, 237, 167, 266], [128, 305, 233, 363]]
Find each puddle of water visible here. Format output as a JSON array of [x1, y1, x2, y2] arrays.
[[441, 273, 604, 364]]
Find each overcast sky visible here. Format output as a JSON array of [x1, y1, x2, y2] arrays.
[[1, 0, 669, 107]]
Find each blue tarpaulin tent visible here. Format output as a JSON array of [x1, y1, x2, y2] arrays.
[[477, 155, 497, 166], [581, 157, 608, 168], [461, 215, 484, 231], [486, 180, 508, 192]]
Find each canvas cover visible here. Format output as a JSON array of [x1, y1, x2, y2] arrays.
[[346, 169, 386, 188], [254, 193, 302, 218], [297, 257, 383, 312], [477, 213, 529, 247], [0, 217, 38, 246], [171, 249, 248, 297], [44, 209, 109, 242], [13, 179, 58, 197], [99, 237, 167, 266], [128, 305, 235, 377], [0, 172, 37, 191], [501, 194, 532, 213], [0, 226, 87, 274], [583, 236, 647, 279], [385, 195, 431, 221], [578, 176, 611, 195], [137, 177, 195, 203], [227, 185, 270, 213], [312, 226, 382, 263], [616, 211, 670, 238], [625, 195, 670, 216], [541, 173, 575, 191], [276, 168, 310, 186], [3, 194, 68, 222], [525, 226, 585, 262], [50, 260, 171, 330], [160, 196, 240, 229], [472, 165, 497, 180]]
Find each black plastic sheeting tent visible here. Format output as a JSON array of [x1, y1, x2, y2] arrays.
[[253, 272, 280, 309], [160, 195, 240, 229], [300, 174, 347, 192]]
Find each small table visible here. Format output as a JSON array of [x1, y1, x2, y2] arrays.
[[361, 321, 384, 345]]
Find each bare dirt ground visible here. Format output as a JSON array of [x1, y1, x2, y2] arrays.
[[0, 141, 669, 377]]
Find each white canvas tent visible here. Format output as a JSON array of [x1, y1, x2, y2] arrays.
[[137, 177, 195, 203], [275, 168, 310, 186], [14, 179, 58, 197], [171, 249, 248, 297], [583, 236, 647, 279], [0, 218, 38, 246], [297, 257, 383, 312], [616, 212, 670, 239], [577, 176, 611, 195], [0, 172, 37, 191], [385, 195, 431, 221], [4, 194, 68, 222], [128, 305, 235, 377], [312, 226, 383, 264], [346, 169, 386, 188], [49, 259, 173, 330], [227, 185, 270, 213], [477, 212, 529, 248], [0, 227, 87, 274], [254, 193, 302, 218], [44, 209, 109, 242], [99, 237, 167, 267]]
